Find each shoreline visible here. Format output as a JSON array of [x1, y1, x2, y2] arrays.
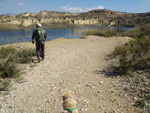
[[0, 36, 131, 48]]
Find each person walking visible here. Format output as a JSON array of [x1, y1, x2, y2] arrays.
[[32, 23, 46, 62]]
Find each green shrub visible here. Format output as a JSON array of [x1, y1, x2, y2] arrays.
[[15, 49, 36, 64], [111, 37, 150, 75], [0, 46, 36, 64], [103, 31, 117, 37], [84, 28, 118, 37], [0, 60, 20, 78], [0, 46, 36, 92], [145, 95, 150, 101], [123, 22, 150, 38], [0, 46, 36, 79], [123, 87, 128, 91], [84, 29, 103, 36], [119, 58, 133, 76], [101, 23, 108, 26], [0, 79, 11, 91], [0, 46, 17, 59], [136, 99, 146, 108]]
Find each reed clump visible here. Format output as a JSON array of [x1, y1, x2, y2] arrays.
[[84, 28, 118, 37]]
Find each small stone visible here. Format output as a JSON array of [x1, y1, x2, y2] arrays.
[[134, 97, 137, 100], [86, 83, 91, 87], [47, 100, 50, 103], [81, 109, 84, 111], [77, 85, 81, 88], [91, 86, 95, 89], [85, 108, 88, 111], [37, 107, 41, 111], [99, 81, 104, 84], [111, 89, 115, 93], [97, 90, 101, 93], [55, 99, 59, 102], [144, 82, 149, 86]]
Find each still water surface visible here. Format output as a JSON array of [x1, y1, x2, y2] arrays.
[[0, 26, 133, 44]]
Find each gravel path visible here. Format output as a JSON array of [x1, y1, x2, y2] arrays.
[[0, 36, 143, 113]]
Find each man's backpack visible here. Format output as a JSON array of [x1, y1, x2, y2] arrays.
[[36, 29, 46, 43]]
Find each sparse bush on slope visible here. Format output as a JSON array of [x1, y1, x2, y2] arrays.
[[124, 21, 150, 38], [109, 23, 150, 110], [0, 46, 36, 91], [0, 46, 36, 64], [0, 46, 17, 59], [111, 37, 150, 75], [15, 49, 36, 64], [0, 60, 20, 78]]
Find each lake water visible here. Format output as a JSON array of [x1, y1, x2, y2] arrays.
[[0, 26, 133, 44]]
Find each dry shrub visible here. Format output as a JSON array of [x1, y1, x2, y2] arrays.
[[111, 37, 150, 75]]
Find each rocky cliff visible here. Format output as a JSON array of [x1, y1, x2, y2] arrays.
[[0, 9, 150, 30]]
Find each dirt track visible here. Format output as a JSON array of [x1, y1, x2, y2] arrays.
[[0, 36, 143, 113]]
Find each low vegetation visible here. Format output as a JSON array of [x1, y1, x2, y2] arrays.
[[126, 21, 150, 38], [0, 79, 11, 91], [110, 23, 150, 110], [0, 46, 17, 59], [84, 21, 150, 38], [15, 48, 36, 64], [84, 22, 150, 110], [0, 60, 20, 78], [84, 28, 118, 37], [111, 37, 150, 75], [0, 46, 36, 91]]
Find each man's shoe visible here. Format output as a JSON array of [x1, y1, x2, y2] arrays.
[[38, 58, 40, 62]]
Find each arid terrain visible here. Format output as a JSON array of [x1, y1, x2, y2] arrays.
[[0, 9, 150, 30], [0, 36, 144, 113]]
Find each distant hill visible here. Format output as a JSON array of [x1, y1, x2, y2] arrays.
[[0, 9, 150, 30]]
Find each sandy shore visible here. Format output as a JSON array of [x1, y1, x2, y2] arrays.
[[0, 36, 143, 113]]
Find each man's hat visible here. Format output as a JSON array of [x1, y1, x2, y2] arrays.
[[36, 23, 41, 27]]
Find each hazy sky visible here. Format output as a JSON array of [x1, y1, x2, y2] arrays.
[[0, 0, 150, 15]]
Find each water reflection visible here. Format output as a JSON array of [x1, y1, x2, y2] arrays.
[[0, 26, 133, 44]]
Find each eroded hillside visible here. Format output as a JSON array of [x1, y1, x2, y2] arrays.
[[0, 9, 150, 30]]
